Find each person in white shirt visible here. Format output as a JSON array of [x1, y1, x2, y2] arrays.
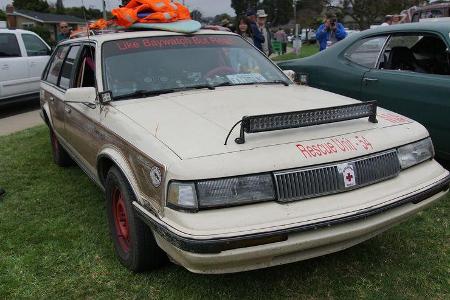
[[381, 15, 393, 26], [256, 9, 273, 56]]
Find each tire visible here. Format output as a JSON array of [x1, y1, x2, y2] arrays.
[[105, 166, 167, 272], [49, 127, 73, 167]]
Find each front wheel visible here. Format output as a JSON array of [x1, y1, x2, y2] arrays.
[[105, 166, 167, 272]]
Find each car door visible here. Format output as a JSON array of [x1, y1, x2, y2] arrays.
[[321, 35, 388, 100], [42, 45, 71, 138], [0, 32, 29, 99], [21, 33, 51, 93], [63, 44, 100, 169], [361, 33, 450, 158]]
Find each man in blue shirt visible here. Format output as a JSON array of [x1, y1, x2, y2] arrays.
[[57, 22, 71, 43], [246, 9, 265, 52], [316, 13, 347, 51]]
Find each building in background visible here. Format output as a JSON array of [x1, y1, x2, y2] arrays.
[[6, 5, 85, 42]]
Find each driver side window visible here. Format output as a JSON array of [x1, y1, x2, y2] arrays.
[[74, 45, 96, 88], [380, 34, 450, 75]]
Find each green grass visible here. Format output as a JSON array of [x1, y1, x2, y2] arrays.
[[0, 126, 449, 299], [272, 43, 319, 61]]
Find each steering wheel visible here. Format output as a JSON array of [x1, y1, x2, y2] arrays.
[[205, 66, 235, 79]]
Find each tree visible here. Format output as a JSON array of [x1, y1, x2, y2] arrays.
[[339, 0, 428, 29], [58, 7, 103, 20], [213, 13, 233, 25], [231, 0, 255, 16], [55, 0, 64, 14], [296, 0, 329, 27], [29, 25, 53, 46], [12, 0, 50, 12], [231, 0, 328, 26], [260, 0, 293, 26], [191, 9, 203, 22], [0, 10, 6, 21]]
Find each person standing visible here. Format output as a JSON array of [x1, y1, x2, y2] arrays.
[[392, 14, 407, 25], [381, 15, 393, 26], [274, 28, 288, 54], [235, 16, 254, 45], [316, 13, 347, 51], [256, 9, 273, 56], [57, 22, 71, 42], [246, 9, 265, 52]]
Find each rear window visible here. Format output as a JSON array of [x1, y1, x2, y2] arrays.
[[46, 46, 70, 86], [0, 33, 21, 58], [59, 46, 80, 90], [345, 36, 388, 68]]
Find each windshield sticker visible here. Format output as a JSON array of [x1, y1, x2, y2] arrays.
[[113, 36, 239, 52], [296, 135, 374, 159], [226, 73, 267, 84]]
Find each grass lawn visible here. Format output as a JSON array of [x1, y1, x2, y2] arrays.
[[0, 126, 449, 299], [272, 43, 319, 61]]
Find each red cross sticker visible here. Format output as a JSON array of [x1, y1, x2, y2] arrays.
[[338, 163, 356, 188], [346, 172, 354, 182]]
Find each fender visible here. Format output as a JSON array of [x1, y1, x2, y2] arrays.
[[97, 145, 146, 207]]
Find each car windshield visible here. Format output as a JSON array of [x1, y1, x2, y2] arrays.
[[102, 34, 289, 100]]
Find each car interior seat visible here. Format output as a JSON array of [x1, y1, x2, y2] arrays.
[[386, 46, 425, 73]]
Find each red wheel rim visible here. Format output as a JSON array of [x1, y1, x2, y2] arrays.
[[112, 187, 130, 253]]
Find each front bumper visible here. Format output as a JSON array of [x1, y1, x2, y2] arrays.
[[134, 174, 449, 274]]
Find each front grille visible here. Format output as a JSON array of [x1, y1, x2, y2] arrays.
[[274, 150, 401, 202]]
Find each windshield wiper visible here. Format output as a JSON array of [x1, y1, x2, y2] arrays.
[[258, 80, 290, 86], [113, 84, 215, 101], [113, 89, 162, 101], [213, 80, 290, 89]]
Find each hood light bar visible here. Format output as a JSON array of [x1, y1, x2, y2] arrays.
[[224, 101, 378, 145]]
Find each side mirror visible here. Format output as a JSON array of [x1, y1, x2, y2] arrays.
[[65, 87, 97, 108], [283, 70, 296, 82]]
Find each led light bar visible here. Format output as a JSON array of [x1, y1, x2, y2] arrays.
[[226, 101, 378, 145]]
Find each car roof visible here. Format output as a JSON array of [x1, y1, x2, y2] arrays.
[[0, 28, 38, 34], [60, 29, 236, 45], [362, 21, 450, 37]]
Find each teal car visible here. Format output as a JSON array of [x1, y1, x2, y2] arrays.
[[279, 22, 450, 160]]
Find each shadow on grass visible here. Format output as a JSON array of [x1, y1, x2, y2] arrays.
[[0, 126, 448, 299]]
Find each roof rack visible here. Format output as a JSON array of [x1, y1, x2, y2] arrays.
[[70, 29, 123, 39]]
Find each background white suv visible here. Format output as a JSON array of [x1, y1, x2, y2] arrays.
[[0, 29, 51, 106]]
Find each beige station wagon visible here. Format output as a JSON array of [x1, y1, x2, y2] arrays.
[[40, 29, 449, 274]]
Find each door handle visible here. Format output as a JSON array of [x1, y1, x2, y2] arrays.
[[1, 64, 8, 70], [363, 77, 379, 82], [65, 106, 72, 114], [49, 96, 54, 103]]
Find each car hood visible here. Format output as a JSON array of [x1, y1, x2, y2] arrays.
[[113, 85, 412, 160]]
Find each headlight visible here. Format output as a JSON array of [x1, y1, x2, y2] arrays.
[[167, 174, 275, 211], [397, 138, 434, 169]]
